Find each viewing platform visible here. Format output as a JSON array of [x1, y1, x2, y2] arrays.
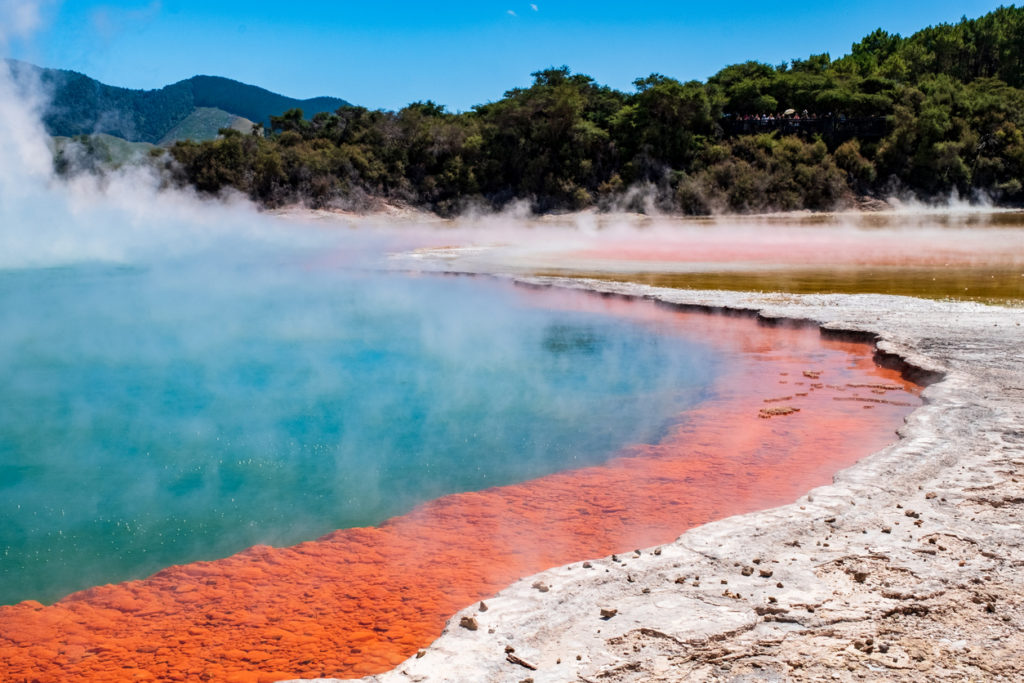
[[721, 115, 888, 142]]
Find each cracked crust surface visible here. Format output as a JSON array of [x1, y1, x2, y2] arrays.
[[298, 282, 1024, 683]]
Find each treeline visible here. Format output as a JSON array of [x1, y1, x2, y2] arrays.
[[166, 6, 1024, 214]]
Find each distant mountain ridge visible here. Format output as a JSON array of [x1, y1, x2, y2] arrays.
[[4, 60, 352, 144]]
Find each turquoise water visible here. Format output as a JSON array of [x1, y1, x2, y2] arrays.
[[0, 255, 719, 605]]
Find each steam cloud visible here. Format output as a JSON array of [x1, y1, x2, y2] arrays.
[[0, 39, 328, 269], [1, 0, 1018, 614], [1, 30, 715, 606]]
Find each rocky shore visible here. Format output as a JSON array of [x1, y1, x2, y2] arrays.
[[316, 280, 1024, 682]]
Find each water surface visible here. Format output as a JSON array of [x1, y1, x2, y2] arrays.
[[0, 259, 717, 605], [0, 287, 923, 681]]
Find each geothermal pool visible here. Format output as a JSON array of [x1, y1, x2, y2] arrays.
[[0, 238, 922, 681], [0, 260, 719, 606], [394, 211, 1024, 305]]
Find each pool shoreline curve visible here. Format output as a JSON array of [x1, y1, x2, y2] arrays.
[[343, 277, 1024, 682]]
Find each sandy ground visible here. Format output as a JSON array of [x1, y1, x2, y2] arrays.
[[280, 279, 1024, 682]]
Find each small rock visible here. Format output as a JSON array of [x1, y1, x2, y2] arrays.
[[507, 654, 538, 671], [654, 548, 662, 556], [531, 581, 549, 593], [759, 406, 800, 418], [582, 561, 593, 569], [825, 517, 837, 524], [459, 616, 478, 631], [759, 569, 774, 578], [882, 526, 892, 534], [600, 608, 617, 619], [416, 650, 426, 659], [478, 601, 488, 612], [505, 645, 515, 653], [853, 571, 869, 583], [925, 492, 937, 499], [776, 582, 784, 588], [741, 566, 754, 576]]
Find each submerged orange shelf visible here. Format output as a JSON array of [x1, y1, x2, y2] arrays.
[[0, 295, 921, 683]]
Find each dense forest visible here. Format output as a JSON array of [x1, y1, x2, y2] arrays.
[[164, 7, 1024, 213]]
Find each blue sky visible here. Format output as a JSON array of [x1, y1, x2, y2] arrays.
[[4, 1, 1012, 111]]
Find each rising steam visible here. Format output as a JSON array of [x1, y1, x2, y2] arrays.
[[0, 42, 324, 269]]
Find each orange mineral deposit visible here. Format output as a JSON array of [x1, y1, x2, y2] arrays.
[[0, 296, 923, 682]]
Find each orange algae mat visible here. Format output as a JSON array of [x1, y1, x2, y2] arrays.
[[0, 293, 923, 682]]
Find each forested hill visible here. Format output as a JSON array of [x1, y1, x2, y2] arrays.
[[62, 6, 1024, 215], [5, 60, 351, 144], [186, 76, 349, 131], [163, 5, 1024, 215]]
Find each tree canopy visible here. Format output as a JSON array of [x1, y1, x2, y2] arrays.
[[163, 5, 1024, 214]]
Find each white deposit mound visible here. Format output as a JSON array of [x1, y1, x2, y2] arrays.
[[283, 281, 1024, 682]]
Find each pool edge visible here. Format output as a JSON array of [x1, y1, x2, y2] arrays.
[[343, 280, 1024, 683]]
